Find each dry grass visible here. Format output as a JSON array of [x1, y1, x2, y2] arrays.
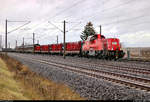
[[0, 58, 29, 100], [0, 53, 85, 100]]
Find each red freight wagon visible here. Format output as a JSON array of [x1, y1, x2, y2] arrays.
[[40, 45, 50, 53], [34, 45, 41, 53], [51, 44, 63, 53], [66, 41, 82, 54]]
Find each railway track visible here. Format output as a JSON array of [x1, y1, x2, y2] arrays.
[[35, 55, 150, 76], [39, 53, 150, 68], [73, 61, 150, 75], [119, 58, 150, 64], [13, 54, 150, 92], [48, 53, 150, 66]]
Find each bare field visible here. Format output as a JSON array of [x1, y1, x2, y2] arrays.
[[123, 47, 150, 60], [0, 53, 84, 100]]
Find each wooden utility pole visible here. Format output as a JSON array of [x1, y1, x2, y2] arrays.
[[5, 19, 7, 49], [33, 33, 35, 53], [63, 20, 66, 59], [23, 37, 24, 53], [37, 40, 39, 44], [33, 33, 35, 45], [8, 42, 10, 48], [57, 35, 58, 44], [16, 40, 17, 48]]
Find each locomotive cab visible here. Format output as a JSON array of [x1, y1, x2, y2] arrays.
[[106, 38, 125, 59], [107, 38, 120, 51]]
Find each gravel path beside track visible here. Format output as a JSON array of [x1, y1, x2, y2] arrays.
[[8, 53, 150, 100]]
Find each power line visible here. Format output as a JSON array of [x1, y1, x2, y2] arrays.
[[131, 21, 150, 26], [48, 21, 63, 32], [40, 30, 59, 40], [92, 6, 150, 22], [67, 22, 82, 32], [29, 21, 48, 31], [102, 0, 136, 12], [61, 0, 107, 21], [74, 0, 137, 21], [49, 0, 87, 20], [19, 0, 92, 33], [8, 21, 31, 34], [93, 13, 150, 34], [101, 14, 150, 26], [28, 0, 87, 31], [7, 20, 30, 22]]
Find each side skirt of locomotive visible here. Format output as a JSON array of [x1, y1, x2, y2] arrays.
[[81, 50, 125, 60]]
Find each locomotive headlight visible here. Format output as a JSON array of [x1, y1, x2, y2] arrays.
[[112, 47, 113, 50]]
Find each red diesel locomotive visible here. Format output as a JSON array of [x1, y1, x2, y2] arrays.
[[15, 34, 125, 60], [82, 34, 124, 59]]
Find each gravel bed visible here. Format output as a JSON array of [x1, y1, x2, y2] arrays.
[[11, 53, 150, 79], [7, 53, 150, 100]]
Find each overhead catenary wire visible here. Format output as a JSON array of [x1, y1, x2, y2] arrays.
[[65, 0, 137, 22], [102, 0, 137, 12], [101, 14, 150, 26], [7, 20, 30, 22], [91, 6, 150, 23], [27, 0, 87, 31], [67, 22, 82, 32], [40, 30, 60, 40], [14, 0, 135, 38], [48, 21, 63, 32], [48, 0, 88, 20], [60, 0, 149, 34], [8, 21, 31, 34]]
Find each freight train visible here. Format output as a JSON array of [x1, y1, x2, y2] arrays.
[[15, 34, 125, 60]]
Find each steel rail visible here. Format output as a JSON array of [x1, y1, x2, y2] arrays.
[[37, 57, 150, 75]]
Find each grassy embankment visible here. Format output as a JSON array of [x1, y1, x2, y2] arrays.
[[0, 53, 84, 100]]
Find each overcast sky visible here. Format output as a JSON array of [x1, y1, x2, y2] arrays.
[[0, 0, 150, 48]]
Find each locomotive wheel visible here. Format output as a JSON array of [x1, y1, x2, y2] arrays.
[[105, 56, 109, 60], [82, 51, 85, 57], [114, 56, 119, 61], [98, 55, 102, 59], [86, 54, 89, 58], [108, 57, 112, 60], [86, 52, 89, 58], [83, 51, 89, 58]]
